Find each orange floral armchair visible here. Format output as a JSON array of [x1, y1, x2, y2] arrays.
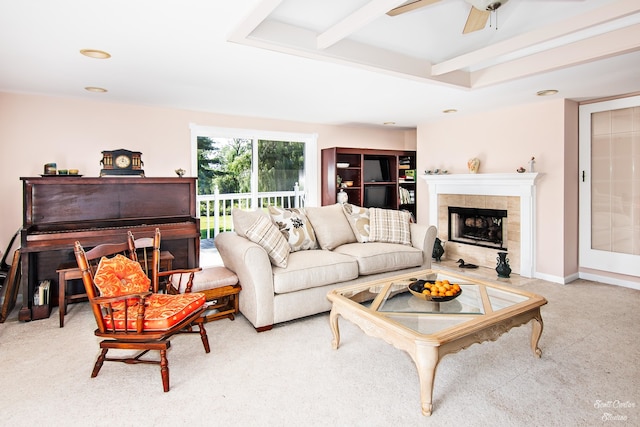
[[74, 228, 209, 392]]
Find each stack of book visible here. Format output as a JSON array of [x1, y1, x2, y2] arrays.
[[399, 187, 415, 204], [399, 169, 415, 183], [34, 280, 51, 306]]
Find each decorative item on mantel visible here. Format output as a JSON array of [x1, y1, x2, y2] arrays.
[[337, 188, 348, 204], [528, 156, 536, 173], [516, 166, 526, 173], [467, 157, 480, 174], [175, 168, 186, 177], [496, 251, 512, 278]]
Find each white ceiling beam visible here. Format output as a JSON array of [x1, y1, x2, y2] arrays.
[[228, 0, 284, 42], [471, 23, 640, 88], [316, 0, 407, 50], [432, 0, 640, 75]]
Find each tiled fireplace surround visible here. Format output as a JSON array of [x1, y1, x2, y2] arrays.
[[422, 173, 539, 278]]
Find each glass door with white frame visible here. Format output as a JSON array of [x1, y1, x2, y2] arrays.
[[578, 95, 640, 278]]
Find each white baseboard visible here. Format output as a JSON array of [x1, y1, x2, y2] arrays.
[[578, 272, 640, 291], [534, 271, 574, 284]]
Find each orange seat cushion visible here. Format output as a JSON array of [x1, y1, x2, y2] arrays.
[[102, 292, 206, 331]]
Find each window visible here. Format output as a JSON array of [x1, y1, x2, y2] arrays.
[[190, 125, 318, 237]]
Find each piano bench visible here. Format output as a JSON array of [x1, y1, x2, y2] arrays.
[[56, 250, 174, 328], [168, 266, 241, 323]]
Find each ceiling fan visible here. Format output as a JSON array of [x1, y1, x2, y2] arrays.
[[387, 0, 509, 34]]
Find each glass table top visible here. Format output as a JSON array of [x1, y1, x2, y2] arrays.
[[337, 270, 532, 336]]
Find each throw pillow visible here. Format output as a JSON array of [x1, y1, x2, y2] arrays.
[[342, 203, 370, 243], [232, 208, 270, 238], [305, 204, 357, 250], [93, 254, 151, 301], [267, 206, 318, 252], [368, 208, 411, 245], [245, 215, 291, 268]]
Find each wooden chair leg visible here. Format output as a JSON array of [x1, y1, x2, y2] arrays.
[[92, 348, 108, 378], [160, 349, 170, 392], [197, 320, 210, 353]]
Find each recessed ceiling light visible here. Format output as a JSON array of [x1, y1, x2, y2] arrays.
[[536, 89, 558, 96], [84, 86, 108, 93], [443, 109, 457, 114], [80, 49, 111, 59], [383, 121, 396, 125]]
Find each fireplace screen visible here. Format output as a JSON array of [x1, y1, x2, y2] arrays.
[[448, 207, 507, 249]]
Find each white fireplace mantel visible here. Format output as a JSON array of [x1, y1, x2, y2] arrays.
[[421, 173, 539, 277]]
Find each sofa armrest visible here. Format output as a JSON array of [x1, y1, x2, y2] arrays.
[[214, 232, 275, 329], [410, 223, 438, 267]]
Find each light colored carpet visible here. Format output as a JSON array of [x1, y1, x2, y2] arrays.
[[0, 265, 638, 427]]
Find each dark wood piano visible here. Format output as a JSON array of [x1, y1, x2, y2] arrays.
[[19, 176, 200, 321]]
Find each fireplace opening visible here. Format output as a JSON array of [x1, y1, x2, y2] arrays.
[[448, 207, 507, 250]]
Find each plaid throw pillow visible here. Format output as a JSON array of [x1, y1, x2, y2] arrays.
[[368, 208, 411, 245], [245, 215, 291, 268]]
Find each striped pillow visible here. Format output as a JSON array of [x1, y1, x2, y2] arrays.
[[245, 215, 291, 268], [368, 208, 411, 245]]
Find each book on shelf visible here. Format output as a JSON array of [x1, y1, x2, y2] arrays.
[[399, 187, 415, 204]]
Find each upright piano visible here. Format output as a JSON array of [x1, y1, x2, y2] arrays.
[[19, 177, 200, 321]]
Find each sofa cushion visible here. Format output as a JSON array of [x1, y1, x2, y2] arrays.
[[368, 208, 411, 245], [342, 203, 370, 243], [333, 242, 423, 275], [268, 206, 318, 252], [305, 204, 357, 250], [232, 208, 270, 238], [245, 215, 290, 268], [272, 250, 358, 294]]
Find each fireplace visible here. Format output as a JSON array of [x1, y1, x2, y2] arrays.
[[421, 172, 539, 277], [448, 207, 507, 249]]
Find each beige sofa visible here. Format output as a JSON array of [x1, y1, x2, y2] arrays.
[[214, 203, 437, 331]]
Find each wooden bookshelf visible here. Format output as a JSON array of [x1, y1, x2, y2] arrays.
[[321, 147, 416, 217]]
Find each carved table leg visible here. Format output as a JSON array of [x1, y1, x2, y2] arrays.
[[329, 307, 341, 350], [412, 345, 440, 416], [530, 310, 544, 358]]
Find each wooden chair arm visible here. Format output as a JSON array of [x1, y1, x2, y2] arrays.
[[160, 268, 202, 294]]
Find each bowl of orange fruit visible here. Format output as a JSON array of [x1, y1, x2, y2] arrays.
[[408, 279, 462, 302]]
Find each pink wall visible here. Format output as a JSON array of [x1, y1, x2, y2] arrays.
[[416, 99, 577, 282], [0, 92, 413, 252]]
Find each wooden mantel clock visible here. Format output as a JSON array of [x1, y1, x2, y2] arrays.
[[100, 149, 144, 176]]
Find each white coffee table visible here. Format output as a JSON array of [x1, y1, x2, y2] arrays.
[[327, 269, 547, 416]]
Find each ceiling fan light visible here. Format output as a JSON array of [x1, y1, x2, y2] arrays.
[[443, 109, 457, 114], [465, 0, 508, 11]]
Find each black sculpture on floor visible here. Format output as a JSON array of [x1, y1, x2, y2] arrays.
[[432, 238, 444, 262]]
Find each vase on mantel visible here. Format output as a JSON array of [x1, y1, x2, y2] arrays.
[[496, 251, 512, 278], [467, 158, 480, 174]]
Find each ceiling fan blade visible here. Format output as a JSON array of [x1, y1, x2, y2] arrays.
[[462, 6, 490, 34], [387, 0, 441, 17]]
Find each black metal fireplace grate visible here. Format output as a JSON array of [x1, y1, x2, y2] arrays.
[[448, 206, 507, 250]]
